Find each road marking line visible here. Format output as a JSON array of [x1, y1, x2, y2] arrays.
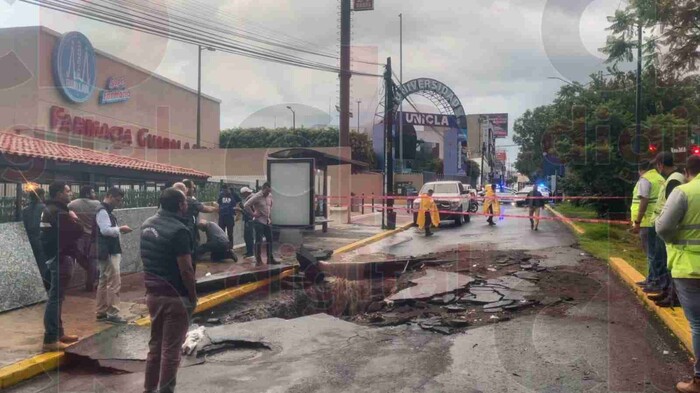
[[332, 221, 415, 255]]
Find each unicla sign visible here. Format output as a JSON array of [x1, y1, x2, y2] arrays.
[[402, 112, 456, 127]]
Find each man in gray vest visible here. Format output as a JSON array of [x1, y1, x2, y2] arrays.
[[94, 187, 132, 324], [141, 188, 197, 393], [68, 185, 100, 291]]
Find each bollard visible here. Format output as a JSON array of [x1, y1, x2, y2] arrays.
[[371, 193, 375, 213], [361, 193, 365, 215]]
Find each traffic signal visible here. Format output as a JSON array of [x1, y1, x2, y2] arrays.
[[648, 144, 658, 154], [692, 145, 700, 156]]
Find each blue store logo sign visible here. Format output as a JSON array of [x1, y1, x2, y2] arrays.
[[53, 31, 96, 103]]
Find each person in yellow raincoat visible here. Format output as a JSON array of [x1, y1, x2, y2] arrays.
[[483, 183, 501, 226], [417, 189, 440, 236]]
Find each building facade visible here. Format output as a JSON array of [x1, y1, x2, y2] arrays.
[[0, 26, 220, 154]]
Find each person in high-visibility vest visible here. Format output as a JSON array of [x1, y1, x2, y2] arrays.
[[649, 152, 686, 307], [416, 189, 440, 237], [483, 184, 500, 226], [630, 160, 665, 293], [656, 155, 700, 393]]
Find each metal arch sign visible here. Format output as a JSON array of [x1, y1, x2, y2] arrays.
[[53, 31, 97, 104], [395, 78, 467, 128]]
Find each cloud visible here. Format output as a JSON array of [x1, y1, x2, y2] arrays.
[[0, 0, 621, 163]]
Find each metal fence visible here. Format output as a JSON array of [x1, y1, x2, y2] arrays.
[[0, 181, 227, 224]]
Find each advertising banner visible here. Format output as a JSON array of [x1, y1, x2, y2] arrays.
[[481, 113, 508, 138]]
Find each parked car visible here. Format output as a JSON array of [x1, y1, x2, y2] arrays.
[[514, 186, 551, 207], [412, 181, 472, 226]]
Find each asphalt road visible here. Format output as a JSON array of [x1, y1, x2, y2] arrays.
[[9, 206, 694, 393]]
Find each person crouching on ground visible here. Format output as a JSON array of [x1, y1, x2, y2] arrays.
[[141, 188, 197, 393], [94, 187, 132, 325], [195, 220, 236, 262], [483, 184, 500, 226], [417, 189, 440, 237]]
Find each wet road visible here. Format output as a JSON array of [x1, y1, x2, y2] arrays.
[[338, 205, 576, 261], [8, 205, 694, 393]]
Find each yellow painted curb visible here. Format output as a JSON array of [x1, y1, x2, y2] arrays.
[[0, 352, 63, 389], [134, 268, 296, 327], [609, 257, 692, 353], [545, 204, 585, 235], [0, 268, 295, 389], [332, 221, 415, 255]]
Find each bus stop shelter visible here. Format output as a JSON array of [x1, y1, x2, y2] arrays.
[[268, 148, 368, 232]]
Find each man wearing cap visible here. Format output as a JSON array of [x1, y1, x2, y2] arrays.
[[236, 187, 255, 258]]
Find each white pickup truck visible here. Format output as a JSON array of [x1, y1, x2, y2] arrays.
[[412, 181, 472, 226]]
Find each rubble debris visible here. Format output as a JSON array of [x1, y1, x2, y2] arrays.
[[513, 271, 540, 281], [483, 300, 515, 310], [367, 301, 384, 313], [206, 318, 222, 325], [444, 305, 468, 313], [430, 293, 456, 305], [484, 308, 503, 313], [387, 270, 474, 302], [467, 291, 503, 304]]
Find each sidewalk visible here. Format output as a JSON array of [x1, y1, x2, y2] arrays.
[[0, 218, 411, 389]]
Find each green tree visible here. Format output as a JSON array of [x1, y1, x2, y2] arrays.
[[349, 131, 376, 169], [514, 69, 700, 217], [219, 127, 376, 168]]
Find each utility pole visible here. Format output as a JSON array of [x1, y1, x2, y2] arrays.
[[339, 0, 351, 146], [399, 13, 404, 173], [634, 21, 642, 155], [479, 117, 484, 186], [197, 46, 215, 148], [356, 100, 361, 132], [384, 57, 396, 229]]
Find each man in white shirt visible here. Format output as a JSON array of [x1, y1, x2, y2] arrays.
[[94, 188, 132, 324]]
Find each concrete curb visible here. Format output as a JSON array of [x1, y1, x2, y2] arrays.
[[0, 268, 295, 390], [332, 221, 415, 255], [134, 268, 296, 326], [544, 204, 585, 234], [609, 257, 692, 353]]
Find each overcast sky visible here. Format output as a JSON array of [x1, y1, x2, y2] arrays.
[[0, 0, 625, 164]]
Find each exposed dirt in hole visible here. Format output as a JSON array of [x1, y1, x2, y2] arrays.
[[205, 248, 601, 335]]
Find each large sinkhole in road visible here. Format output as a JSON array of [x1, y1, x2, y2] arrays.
[[199, 248, 603, 336]]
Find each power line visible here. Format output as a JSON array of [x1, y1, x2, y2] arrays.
[[20, 0, 384, 77]]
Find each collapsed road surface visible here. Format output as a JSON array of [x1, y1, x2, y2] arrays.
[[7, 211, 696, 392]]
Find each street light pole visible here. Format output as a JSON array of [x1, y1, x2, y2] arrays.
[[196, 46, 215, 148], [286, 106, 296, 130], [356, 100, 361, 132]]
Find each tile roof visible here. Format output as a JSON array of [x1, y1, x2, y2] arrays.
[[0, 132, 210, 179]]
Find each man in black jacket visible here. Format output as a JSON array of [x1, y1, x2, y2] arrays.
[[40, 182, 84, 352], [141, 188, 197, 393], [22, 187, 49, 291]]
